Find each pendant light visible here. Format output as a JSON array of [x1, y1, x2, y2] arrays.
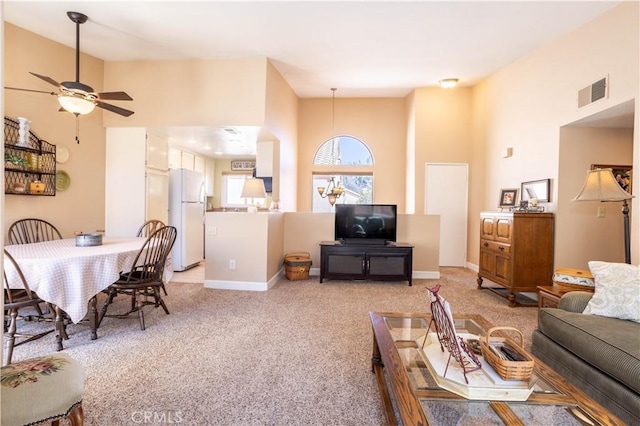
[[317, 88, 344, 205]]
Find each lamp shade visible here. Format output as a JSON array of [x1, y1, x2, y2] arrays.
[[241, 178, 266, 199], [58, 95, 96, 115], [573, 168, 633, 202]]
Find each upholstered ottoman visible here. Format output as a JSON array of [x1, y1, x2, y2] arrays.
[[1, 353, 85, 426]]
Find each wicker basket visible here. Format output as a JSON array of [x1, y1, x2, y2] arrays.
[[480, 326, 534, 381], [284, 252, 312, 281]]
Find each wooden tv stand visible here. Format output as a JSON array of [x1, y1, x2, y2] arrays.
[[319, 241, 413, 285]]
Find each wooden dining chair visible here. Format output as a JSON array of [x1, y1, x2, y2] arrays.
[[98, 226, 177, 331], [3, 249, 56, 366], [136, 219, 168, 294], [136, 219, 165, 238], [8, 218, 63, 245]]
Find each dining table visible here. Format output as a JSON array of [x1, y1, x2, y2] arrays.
[[4, 236, 174, 350]]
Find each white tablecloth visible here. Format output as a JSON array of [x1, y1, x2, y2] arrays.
[[4, 237, 173, 323]]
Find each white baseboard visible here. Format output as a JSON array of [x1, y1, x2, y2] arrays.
[[206, 268, 442, 290], [413, 270, 440, 279], [204, 268, 282, 291], [466, 262, 479, 273]]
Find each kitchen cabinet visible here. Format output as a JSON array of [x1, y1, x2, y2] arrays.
[[477, 212, 554, 307], [194, 156, 205, 174], [4, 116, 56, 196], [168, 147, 182, 169], [146, 133, 169, 170], [181, 151, 195, 170], [105, 127, 169, 237], [320, 241, 413, 285]]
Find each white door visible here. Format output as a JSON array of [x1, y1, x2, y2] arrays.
[[425, 163, 468, 266]]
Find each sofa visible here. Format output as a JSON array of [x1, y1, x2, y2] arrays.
[[532, 289, 640, 425]]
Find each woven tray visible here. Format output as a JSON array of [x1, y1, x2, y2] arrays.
[[480, 326, 534, 381]]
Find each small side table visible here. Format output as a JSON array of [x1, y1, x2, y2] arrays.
[[537, 286, 563, 311]]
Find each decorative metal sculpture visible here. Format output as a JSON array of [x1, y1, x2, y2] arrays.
[[424, 284, 481, 384]]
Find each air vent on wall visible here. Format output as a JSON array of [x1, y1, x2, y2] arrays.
[[578, 76, 608, 108]]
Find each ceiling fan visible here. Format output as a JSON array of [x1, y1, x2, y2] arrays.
[[6, 11, 134, 117]]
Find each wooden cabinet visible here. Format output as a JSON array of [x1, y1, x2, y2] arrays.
[[477, 212, 554, 307], [320, 241, 413, 285], [4, 117, 56, 196], [537, 286, 562, 311]]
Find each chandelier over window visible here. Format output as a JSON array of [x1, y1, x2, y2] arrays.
[[317, 176, 344, 206], [316, 88, 344, 206]]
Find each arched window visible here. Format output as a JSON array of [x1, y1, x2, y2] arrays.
[[313, 135, 373, 165], [312, 135, 374, 212]]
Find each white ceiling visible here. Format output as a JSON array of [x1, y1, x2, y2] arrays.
[[3, 1, 628, 158]]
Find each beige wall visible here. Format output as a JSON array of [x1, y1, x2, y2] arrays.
[[557, 127, 634, 268], [297, 98, 407, 212], [204, 212, 284, 289], [411, 87, 474, 215], [468, 2, 639, 267], [3, 2, 638, 273], [405, 92, 417, 213], [103, 58, 268, 128], [265, 61, 298, 211], [3, 23, 107, 239], [283, 212, 440, 275]]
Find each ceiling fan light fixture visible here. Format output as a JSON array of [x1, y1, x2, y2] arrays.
[[439, 78, 459, 89], [58, 95, 95, 115]]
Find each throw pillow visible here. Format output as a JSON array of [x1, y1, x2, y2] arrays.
[[583, 261, 640, 322]]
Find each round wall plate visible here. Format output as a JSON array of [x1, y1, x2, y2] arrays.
[[56, 170, 71, 191], [56, 145, 70, 163]]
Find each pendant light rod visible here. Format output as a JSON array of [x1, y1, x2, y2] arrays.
[[331, 88, 337, 136]]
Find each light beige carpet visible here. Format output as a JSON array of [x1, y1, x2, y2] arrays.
[[8, 267, 538, 425]]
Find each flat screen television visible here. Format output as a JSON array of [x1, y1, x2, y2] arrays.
[[334, 204, 397, 245]]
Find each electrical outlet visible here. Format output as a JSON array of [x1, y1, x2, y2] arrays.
[[207, 226, 217, 236], [597, 206, 605, 218], [229, 259, 236, 270]]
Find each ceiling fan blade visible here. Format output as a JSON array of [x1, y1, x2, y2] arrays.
[[29, 72, 61, 88], [5, 86, 57, 96], [96, 91, 133, 101], [95, 100, 135, 117]]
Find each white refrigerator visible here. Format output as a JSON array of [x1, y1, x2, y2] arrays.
[[169, 168, 205, 271]]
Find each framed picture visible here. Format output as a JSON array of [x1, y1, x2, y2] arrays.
[[521, 179, 551, 202], [592, 164, 632, 195], [499, 188, 518, 208], [231, 160, 256, 171]]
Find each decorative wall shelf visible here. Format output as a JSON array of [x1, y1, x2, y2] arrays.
[[4, 116, 57, 196]]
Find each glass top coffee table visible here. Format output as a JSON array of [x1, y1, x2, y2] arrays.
[[370, 312, 623, 425]]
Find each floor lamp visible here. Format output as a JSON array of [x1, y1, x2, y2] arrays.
[[572, 168, 634, 264]]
